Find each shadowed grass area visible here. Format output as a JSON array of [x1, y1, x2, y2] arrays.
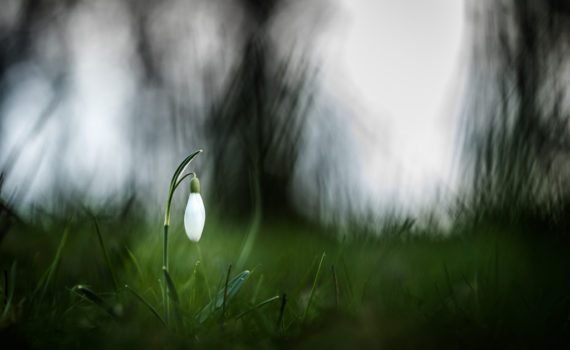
[[1, 215, 570, 349]]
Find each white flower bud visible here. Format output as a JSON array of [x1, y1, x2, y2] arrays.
[[184, 177, 205, 242]]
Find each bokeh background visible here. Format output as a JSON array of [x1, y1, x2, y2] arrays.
[[3, 1, 570, 232], [2, 1, 570, 348], [1, 0, 471, 227]]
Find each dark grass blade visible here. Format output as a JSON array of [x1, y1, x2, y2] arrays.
[[35, 217, 72, 301], [163, 267, 182, 327], [341, 257, 354, 303], [197, 270, 250, 323], [1, 262, 16, 321], [71, 285, 117, 319], [332, 265, 339, 309], [93, 218, 119, 291], [251, 274, 264, 304], [163, 267, 180, 305], [292, 255, 319, 302], [222, 264, 232, 318], [302, 252, 326, 324], [276, 293, 287, 330], [125, 246, 144, 282], [125, 285, 166, 326], [235, 295, 280, 320]]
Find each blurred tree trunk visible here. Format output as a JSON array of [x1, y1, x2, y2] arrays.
[[465, 0, 570, 225], [208, 0, 315, 217]]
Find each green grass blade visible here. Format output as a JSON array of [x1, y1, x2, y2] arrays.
[[1, 262, 16, 321], [197, 270, 250, 323], [222, 264, 232, 318], [251, 274, 264, 304], [71, 285, 117, 319], [196, 244, 211, 301], [302, 252, 326, 324], [332, 265, 339, 308], [163, 267, 179, 305], [125, 246, 144, 282], [276, 293, 287, 331], [35, 217, 72, 301], [292, 254, 319, 302], [341, 257, 354, 303], [235, 295, 280, 320], [93, 218, 119, 291], [125, 285, 166, 327], [236, 171, 262, 269], [163, 267, 182, 328]]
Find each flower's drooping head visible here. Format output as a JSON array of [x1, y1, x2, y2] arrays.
[[184, 176, 205, 242]]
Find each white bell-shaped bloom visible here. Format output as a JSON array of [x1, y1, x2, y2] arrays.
[[184, 177, 205, 242]]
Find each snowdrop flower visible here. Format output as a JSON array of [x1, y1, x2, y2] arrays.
[[184, 176, 205, 242]]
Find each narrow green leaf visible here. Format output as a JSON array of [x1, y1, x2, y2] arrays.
[[125, 246, 143, 282], [35, 217, 72, 301], [196, 244, 211, 301], [188, 260, 200, 310], [71, 285, 117, 319], [163, 268, 183, 328], [292, 254, 319, 301], [125, 285, 166, 326], [302, 252, 326, 324], [93, 218, 119, 291], [236, 170, 262, 270], [197, 270, 250, 323], [235, 295, 280, 320], [251, 274, 264, 304], [1, 262, 16, 321], [171, 150, 202, 189], [164, 150, 202, 226], [163, 267, 179, 304], [222, 264, 232, 318]]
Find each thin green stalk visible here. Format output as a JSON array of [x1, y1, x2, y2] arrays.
[[35, 217, 72, 302], [163, 224, 169, 323], [276, 293, 287, 330], [332, 265, 339, 309], [93, 218, 119, 291], [302, 252, 326, 324], [125, 246, 143, 282], [163, 268, 182, 329], [163, 225, 169, 271], [125, 285, 166, 327], [196, 243, 211, 301], [236, 169, 262, 270], [235, 295, 280, 320], [71, 285, 117, 319], [222, 264, 232, 319], [1, 262, 16, 321], [188, 260, 200, 309], [251, 274, 264, 304], [161, 149, 202, 323], [292, 255, 319, 301]]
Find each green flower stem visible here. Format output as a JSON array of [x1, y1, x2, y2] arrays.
[[162, 149, 202, 323], [163, 224, 169, 323]]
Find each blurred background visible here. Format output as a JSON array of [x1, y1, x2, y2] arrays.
[[1, 0, 569, 233]]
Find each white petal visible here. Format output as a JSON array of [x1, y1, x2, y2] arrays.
[[184, 193, 205, 242]]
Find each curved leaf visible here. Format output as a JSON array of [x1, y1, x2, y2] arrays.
[[197, 270, 250, 323]]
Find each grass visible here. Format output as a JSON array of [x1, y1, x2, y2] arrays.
[[1, 213, 570, 349]]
